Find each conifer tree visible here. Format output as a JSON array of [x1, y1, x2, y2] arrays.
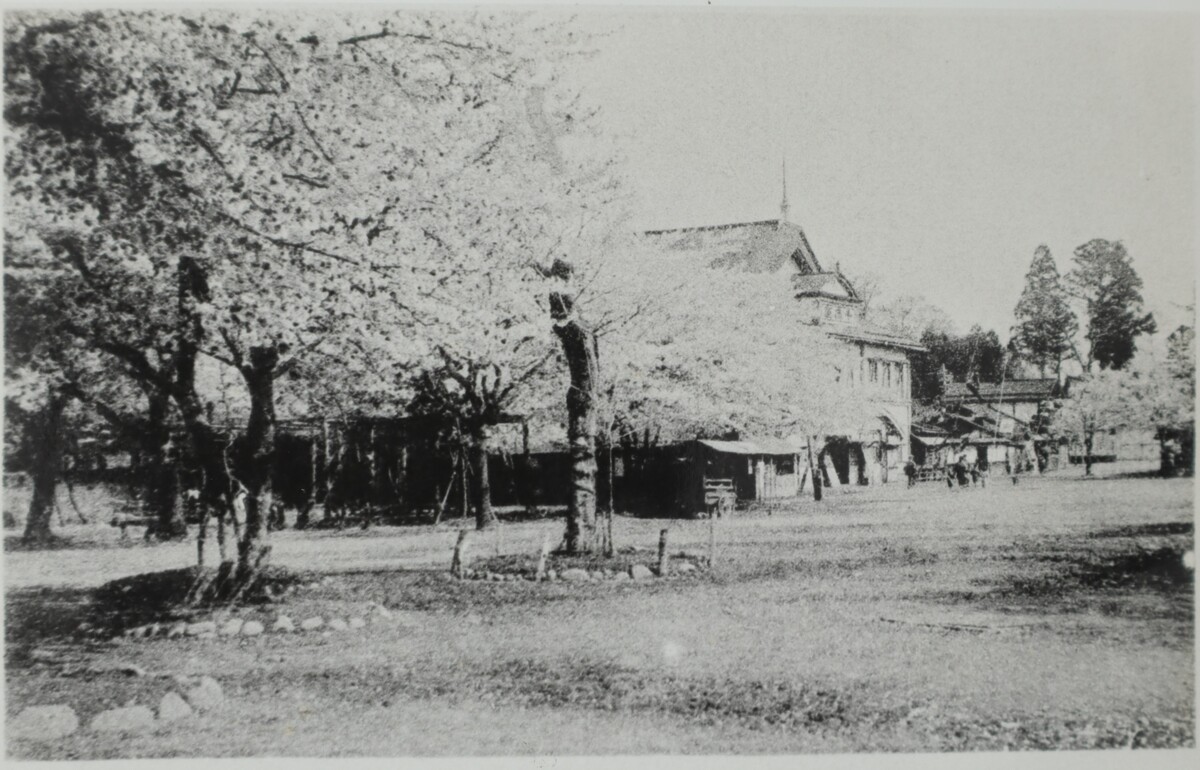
[[1066, 239, 1156, 371], [1011, 245, 1077, 377]]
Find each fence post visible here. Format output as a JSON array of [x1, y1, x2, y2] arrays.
[[535, 534, 551, 581], [657, 528, 670, 576], [708, 510, 716, 568]]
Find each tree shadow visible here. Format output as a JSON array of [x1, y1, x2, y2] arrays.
[[5, 585, 94, 660]]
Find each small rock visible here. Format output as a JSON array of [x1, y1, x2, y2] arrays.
[[167, 623, 188, 638], [187, 621, 216, 636], [676, 562, 697, 574], [272, 615, 295, 633], [29, 647, 61, 663], [300, 617, 324, 631], [76, 622, 94, 635], [219, 619, 244, 636], [9, 705, 79, 741], [90, 705, 156, 734], [546, 569, 558, 581], [240, 620, 265, 637], [373, 605, 393, 619], [614, 572, 631, 581], [184, 676, 224, 711], [348, 617, 366, 629], [629, 564, 653, 580], [158, 691, 193, 722], [327, 618, 348, 631], [560, 568, 590, 582], [144, 623, 162, 637]]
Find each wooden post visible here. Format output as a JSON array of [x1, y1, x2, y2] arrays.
[[657, 528, 669, 576], [450, 529, 470, 578], [707, 509, 716, 568], [535, 534, 551, 581]]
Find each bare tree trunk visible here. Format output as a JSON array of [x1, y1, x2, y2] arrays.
[[807, 438, 823, 502], [147, 392, 187, 540], [235, 345, 278, 582], [549, 260, 598, 554], [22, 389, 68, 545], [1083, 431, 1094, 477], [468, 432, 496, 530]]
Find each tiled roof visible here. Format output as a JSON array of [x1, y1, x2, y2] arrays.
[[944, 379, 1058, 402], [643, 219, 823, 274]]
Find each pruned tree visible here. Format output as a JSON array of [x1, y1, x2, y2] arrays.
[[1012, 245, 1077, 377]]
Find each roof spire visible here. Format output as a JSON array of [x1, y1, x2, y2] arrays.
[[780, 156, 790, 223]]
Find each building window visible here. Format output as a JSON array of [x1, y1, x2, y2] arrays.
[[884, 362, 892, 388], [896, 363, 905, 391], [869, 359, 878, 383]]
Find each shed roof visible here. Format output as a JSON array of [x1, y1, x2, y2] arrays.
[[698, 437, 800, 456], [828, 327, 926, 352], [944, 379, 1058, 403]]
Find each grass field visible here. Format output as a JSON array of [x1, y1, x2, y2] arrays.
[[4, 465, 1194, 758]]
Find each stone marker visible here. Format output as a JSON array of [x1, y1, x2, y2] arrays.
[[327, 618, 348, 631], [240, 620, 265, 637], [9, 705, 79, 741], [272, 615, 295, 633], [90, 705, 156, 734], [300, 617, 324, 631], [185, 676, 225, 711], [348, 617, 366, 629], [158, 691, 193, 722], [629, 564, 653, 580], [560, 568, 590, 582], [219, 619, 244, 636], [187, 621, 216, 636]]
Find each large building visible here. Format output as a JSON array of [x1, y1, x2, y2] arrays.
[[642, 179, 924, 488]]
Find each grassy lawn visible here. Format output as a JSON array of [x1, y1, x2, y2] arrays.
[[4, 468, 1194, 758]]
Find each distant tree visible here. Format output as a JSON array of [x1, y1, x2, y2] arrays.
[[1146, 323, 1195, 476], [1066, 239, 1156, 371], [869, 294, 954, 341], [912, 325, 1006, 402], [1012, 245, 1077, 377], [1054, 370, 1142, 476]]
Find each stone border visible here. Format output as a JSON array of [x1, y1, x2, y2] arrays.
[[80, 602, 399, 642], [460, 559, 705, 582], [8, 675, 225, 743]]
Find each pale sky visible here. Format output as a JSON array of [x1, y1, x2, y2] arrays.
[[571, 9, 1197, 339]]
